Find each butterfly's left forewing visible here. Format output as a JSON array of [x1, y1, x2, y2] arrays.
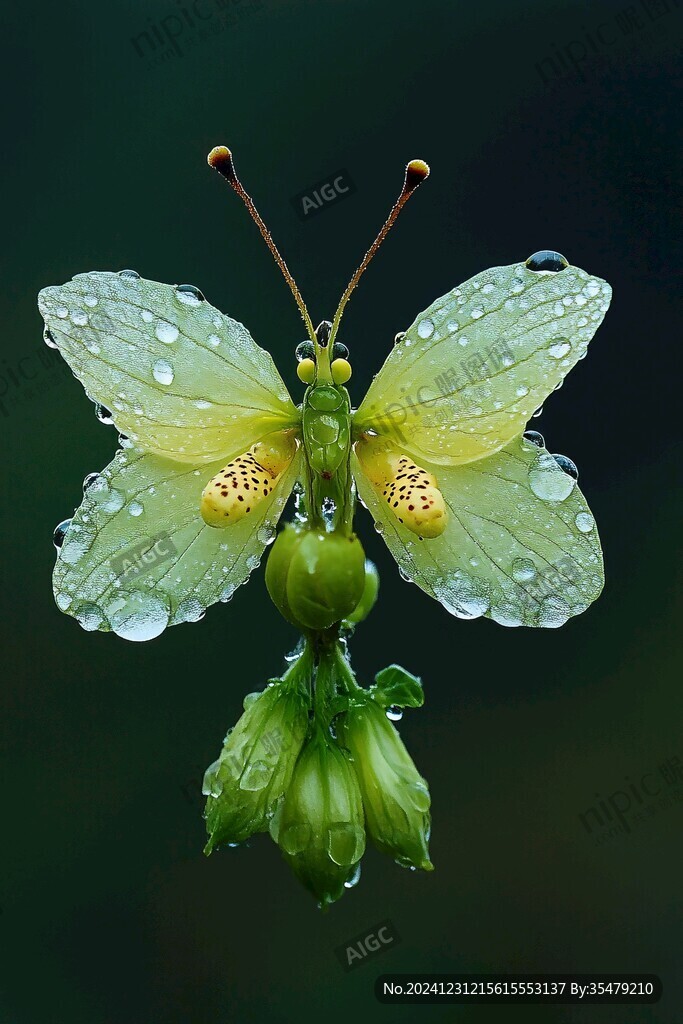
[[354, 262, 611, 465], [39, 272, 299, 462], [352, 434, 603, 627]]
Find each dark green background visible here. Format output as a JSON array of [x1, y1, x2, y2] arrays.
[[2, 0, 681, 1021]]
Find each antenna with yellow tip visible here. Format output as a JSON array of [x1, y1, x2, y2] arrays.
[[208, 146, 317, 343], [329, 159, 430, 345]]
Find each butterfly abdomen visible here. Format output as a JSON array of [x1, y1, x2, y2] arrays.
[[356, 436, 448, 539], [201, 433, 296, 528]]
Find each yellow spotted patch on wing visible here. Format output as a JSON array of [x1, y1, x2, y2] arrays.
[[201, 431, 297, 528], [355, 435, 447, 538]]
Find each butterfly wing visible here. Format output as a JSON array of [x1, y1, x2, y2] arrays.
[[39, 272, 299, 462], [354, 260, 611, 466], [54, 443, 302, 639], [352, 434, 603, 627]]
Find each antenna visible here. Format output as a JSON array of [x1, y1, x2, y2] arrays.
[[329, 159, 430, 345], [208, 146, 317, 343]]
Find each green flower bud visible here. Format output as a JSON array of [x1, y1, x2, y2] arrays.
[[339, 699, 433, 871], [204, 678, 309, 851], [270, 730, 366, 907], [265, 524, 366, 631], [345, 559, 380, 624]]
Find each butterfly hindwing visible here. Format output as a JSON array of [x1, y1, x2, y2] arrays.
[[352, 434, 603, 627], [53, 443, 302, 638]]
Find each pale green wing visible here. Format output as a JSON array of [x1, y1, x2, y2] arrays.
[[354, 260, 611, 466], [352, 434, 603, 627], [53, 443, 302, 639], [39, 272, 299, 462]]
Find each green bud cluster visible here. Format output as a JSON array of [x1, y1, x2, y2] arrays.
[[204, 638, 432, 908]]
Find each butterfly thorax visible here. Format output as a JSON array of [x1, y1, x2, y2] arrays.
[[301, 383, 354, 531]]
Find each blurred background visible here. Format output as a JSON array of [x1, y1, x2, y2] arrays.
[[1, 0, 681, 1021]]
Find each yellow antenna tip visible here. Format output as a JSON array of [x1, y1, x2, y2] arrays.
[[405, 159, 430, 191], [207, 146, 237, 181]]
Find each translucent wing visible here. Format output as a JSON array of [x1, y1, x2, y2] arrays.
[[354, 260, 611, 466], [39, 272, 298, 462], [53, 443, 302, 639], [352, 434, 603, 627]]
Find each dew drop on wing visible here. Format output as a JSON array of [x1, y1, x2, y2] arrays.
[[95, 404, 114, 425], [82, 472, 101, 493], [525, 250, 568, 272], [43, 326, 58, 349], [118, 269, 140, 280], [523, 430, 545, 448], [175, 283, 205, 305], [53, 518, 72, 549], [552, 454, 579, 480]]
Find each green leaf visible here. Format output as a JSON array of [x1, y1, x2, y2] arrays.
[[372, 665, 424, 708]]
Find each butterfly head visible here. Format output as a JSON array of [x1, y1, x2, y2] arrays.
[[296, 321, 351, 388]]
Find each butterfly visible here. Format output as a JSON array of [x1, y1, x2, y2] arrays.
[[40, 147, 611, 641]]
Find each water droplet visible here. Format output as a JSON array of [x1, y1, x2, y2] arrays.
[[95, 403, 114, 425], [173, 597, 205, 624], [55, 592, 72, 611], [82, 472, 101, 493], [84, 294, 98, 307], [532, 406, 544, 419], [128, 500, 144, 516], [202, 760, 223, 797], [458, 336, 469, 347], [43, 326, 58, 349], [548, 337, 571, 359], [152, 358, 174, 385], [528, 451, 576, 501], [516, 384, 529, 397], [59, 523, 97, 564], [552, 453, 578, 480], [108, 592, 170, 641], [53, 518, 72, 549], [582, 280, 600, 298], [373, 520, 385, 535], [70, 309, 88, 327], [280, 823, 311, 855], [194, 399, 212, 410], [155, 321, 179, 345], [119, 269, 140, 280], [246, 554, 261, 571], [398, 567, 413, 584], [525, 250, 568, 272], [523, 430, 545, 448], [393, 331, 406, 345], [295, 340, 315, 362], [75, 602, 105, 631], [326, 823, 364, 867], [208, 333, 221, 347], [512, 557, 537, 583], [470, 307, 484, 319], [537, 594, 571, 627], [386, 705, 403, 722], [575, 511, 595, 533], [344, 862, 362, 889], [175, 283, 205, 305], [417, 318, 435, 339], [257, 525, 276, 546], [220, 583, 236, 603]]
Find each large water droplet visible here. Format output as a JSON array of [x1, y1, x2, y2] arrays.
[[470, 307, 484, 319], [43, 325, 58, 349], [119, 269, 140, 280], [152, 358, 174, 385], [280, 823, 311, 855], [82, 472, 101, 493], [95, 404, 114, 425], [525, 250, 568, 272], [537, 594, 571, 627], [326, 823, 364, 867], [75, 602, 105, 631], [552, 453, 578, 480], [548, 337, 571, 359], [523, 430, 545, 448], [127, 500, 144, 517], [53, 518, 72, 549], [575, 511, 595, 533], [173, 597, 205, 624], [386, 706, 403, 722], [344, 862, 362, 889], [512, 557, 537, 583], [220, 583, 236, 603], [417, 318, 435, 339], [155, 321, 179, 344], [175, 283, 205, 305], [108, 592, 170, 641], [528, 451, 576, 501]]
